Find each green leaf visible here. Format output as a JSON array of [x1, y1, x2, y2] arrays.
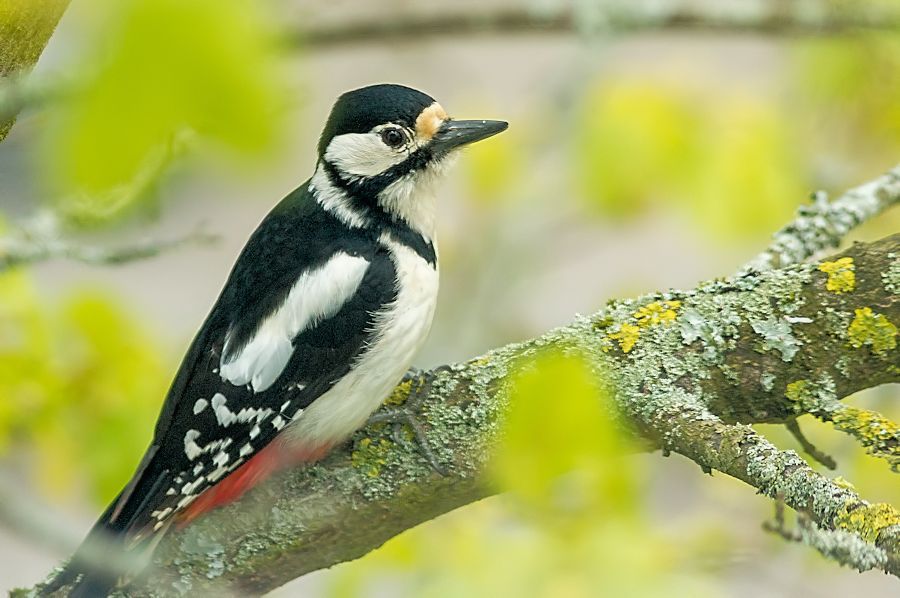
[[42, 0, 286, 207], [0, 270, 168, 504], [492, 351, 638, 523]]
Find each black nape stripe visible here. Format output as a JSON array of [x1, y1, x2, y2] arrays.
[[321, 160, 437, 267]]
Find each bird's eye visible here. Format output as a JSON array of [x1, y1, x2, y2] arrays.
[[380, 127, 406, 148]]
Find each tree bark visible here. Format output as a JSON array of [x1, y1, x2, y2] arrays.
[[29, 166, 900, 596]]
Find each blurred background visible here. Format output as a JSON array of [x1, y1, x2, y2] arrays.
[[1, 0, 899, 595]]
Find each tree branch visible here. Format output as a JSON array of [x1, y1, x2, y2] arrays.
[[0, 211, 218, 273], [738, 165, 900, 275], [32, 198, 900, 594], [290, 1, 900, 49], [0, 0, 70, 142]]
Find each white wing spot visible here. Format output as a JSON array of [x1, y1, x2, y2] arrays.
[[212, 451, 229, 467], [177, 495, 198, 509], [182, 476, 205, 495], [210, 392, 273, 428], [239, 442, 253, 457], [184, 429, 202, 461], [193, 398, 208, 415], [207, 464, 228, 482], [249, 424, 260, 439], [151, 507, 172, 521], [211, 393, 236, 427], [272, 415, 286, 431], [192, 462, 204, 476]]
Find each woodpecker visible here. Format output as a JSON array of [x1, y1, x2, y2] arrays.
[[48, 83, 507, 597]]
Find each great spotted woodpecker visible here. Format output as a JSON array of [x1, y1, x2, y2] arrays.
[[48, 83, 507, 597]]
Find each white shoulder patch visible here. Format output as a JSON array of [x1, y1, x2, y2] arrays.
[[219, 252, 370, 393]]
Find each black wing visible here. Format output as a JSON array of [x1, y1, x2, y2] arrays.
[[106, 182, 397, 539]]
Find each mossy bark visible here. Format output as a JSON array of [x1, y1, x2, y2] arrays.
[[0, 0, 69, 141], [31, 234, 897, 597]]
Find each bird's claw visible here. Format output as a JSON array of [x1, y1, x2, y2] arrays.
[[367, 367, 449, 476]]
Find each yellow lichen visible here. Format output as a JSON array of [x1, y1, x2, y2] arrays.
[[831, 476, 856, 492], [784, 380, 810, 404], [836, 502, 900, 543], [384, 379, 414, 406], [847, 307, 898, 356], [830, 405, 900, 469], [634, 300, 682, 327], [818, 257, 856, 293], [351, 437, 393, 477], [608, 323, 641, 353]]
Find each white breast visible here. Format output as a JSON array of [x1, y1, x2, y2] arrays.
[[284, 235, 439, 447]]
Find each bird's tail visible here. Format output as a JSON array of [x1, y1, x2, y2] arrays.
[[41, 491, 157, 598], [41, 494, 127, 597]]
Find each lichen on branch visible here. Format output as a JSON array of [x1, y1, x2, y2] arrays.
[[32, 168, 900, 596]]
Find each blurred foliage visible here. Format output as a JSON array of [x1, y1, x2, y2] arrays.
[[571, 81, 805, 240], [462, 124, 522, 205], [791, 35, 900, 160], [456, 33, 900, 245], [40, 0, 286, 224], [0, 265, 165, 505], [328, 352, 716, 597]]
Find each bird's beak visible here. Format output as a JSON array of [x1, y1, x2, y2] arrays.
[[430, 119, 508, 155]]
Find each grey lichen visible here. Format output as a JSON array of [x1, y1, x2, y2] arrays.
[[797, 519, 888, 572], [750, 316, 802, 362], [738, 166, 900, 274], [883, 253, 900, 295], [35, 230, 900, 593], [679, 306, 739, 361]]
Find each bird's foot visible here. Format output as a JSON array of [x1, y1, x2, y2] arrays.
[[367, 367, 449, 476]]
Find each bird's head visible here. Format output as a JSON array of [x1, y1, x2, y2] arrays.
[[313, 83, 507, 237]]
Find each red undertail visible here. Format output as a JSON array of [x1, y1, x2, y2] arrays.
[[177, 440, 332, 527]]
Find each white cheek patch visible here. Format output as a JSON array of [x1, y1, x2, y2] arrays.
[[220, 252, 370, 392], [325, 132, 408, 178]]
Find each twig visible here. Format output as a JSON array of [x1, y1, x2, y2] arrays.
[[738, 164, 900, 275], [290, 3, 900, 49], [763, 493, 889, 573], [786, 418, 837, 470], [814, 403, 900, 473], [0, 73, 59, 126], [0, 211, 218, 272], [655, 403, 896, 576], [762, 494, 801, 541]]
